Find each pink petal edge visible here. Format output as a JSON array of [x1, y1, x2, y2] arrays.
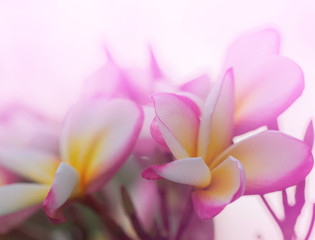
[[142, 157, 211, 188], [192, 156, 245, 219], [215, 130, 314, 194], [86, 102, 144, 193], [43, 163, 79, 224], [152, 93, 201, 159]]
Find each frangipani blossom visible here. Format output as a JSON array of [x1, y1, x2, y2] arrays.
[[142, 70, 313, 219], [82, 47, 211, 105], [82, 47, 167, 105], [148, 28, 303, 158], [0, 98, 143, 229], [0, 103, 60, 232], [82, 48, 211, 157]]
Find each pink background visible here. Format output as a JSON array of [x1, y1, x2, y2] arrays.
[[0, 0, 314, 239]]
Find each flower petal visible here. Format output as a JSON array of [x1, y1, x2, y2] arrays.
[[132, 178, 159, 229], [81, 52, 123, 100], [0, 183, 49, 216], [150, 116, 169, 151], [223, 28, 280, 74], [198, 69, 234, 164], [213, 131, 313, 194], [234, 56, 304, 134], [192, 156, 245, 219], [304, 120, 314, 149], [0, 205, 40, 234], [43, 162, 79, 223], [134, 106, 165, 155], [0, 184, 49, 232], [61, 98, 143, 192], [0, 166, 17, 185], [142, 157, 211, 188], [152, 93, 201, 159], [149, 46, 164, 79], [0, 147, 59, 184], [179, 74, 211, 100], [0, 103, 60, 153]]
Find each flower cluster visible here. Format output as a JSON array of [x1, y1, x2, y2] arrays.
[[0, 28, 313, 240]]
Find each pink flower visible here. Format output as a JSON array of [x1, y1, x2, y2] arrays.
[[142, 69, 313, 219], [82, 48, 211, 157], [0, 98, 143, 228], [0, 103, 60, 233], [82, 47, 167, 105]]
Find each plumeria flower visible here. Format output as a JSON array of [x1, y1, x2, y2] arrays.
[[149, 28, 303, 154], [82, 47, 210, 104], [82, 47, 210, 157], [0, 98, 143, 229], [0, 103, 60, 232], [0, 103, 60, 187], [82, 47, 166, 105], [142, 70, 313, 219]]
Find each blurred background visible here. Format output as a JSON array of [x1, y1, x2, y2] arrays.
[[0, 0, 314, 239]]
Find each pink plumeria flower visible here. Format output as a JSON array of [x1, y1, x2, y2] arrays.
[[0, 103, 60, 232], [0, 98, 143, 228], [82, 47, 167, 105], [142, 70, 313, 219], [0, 103, 60, 187], [82, 48, 210, 157], [221, 28, 304, 135], [150, 28, 303, 155], [82, 47, 210, 103]]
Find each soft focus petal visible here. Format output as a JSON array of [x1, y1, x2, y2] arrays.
[[0, 184, 49, 233], [134, 106, 162, 156], [184, 212, 214, 240], [0, 205, 40, 234], [132, 179, 159, 229], [234, 56, 304, 134], [121, 68, 155, 104], [152, 93, 200, 159], [142, 157, 211, 188], [179, 74, 211, 100], [0, 166, 17, 185], [0, 147, 59, 184], [83, 48, 161, 105], [149, 46, 164, 79], [198, 69, 234, 163], [0, 103, 60, 153], [81, 50, 124, 100], [223, 28, 280, 74], [304, 120, 314, 149], [61, 98, 143, 192], [150, 117, 169, 151], [213, 131, 313, 194], [83, 64, 121, 99], [0, 183, 49, 216], [192, 156, 245, 219], [43, 162, 79, 223]]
